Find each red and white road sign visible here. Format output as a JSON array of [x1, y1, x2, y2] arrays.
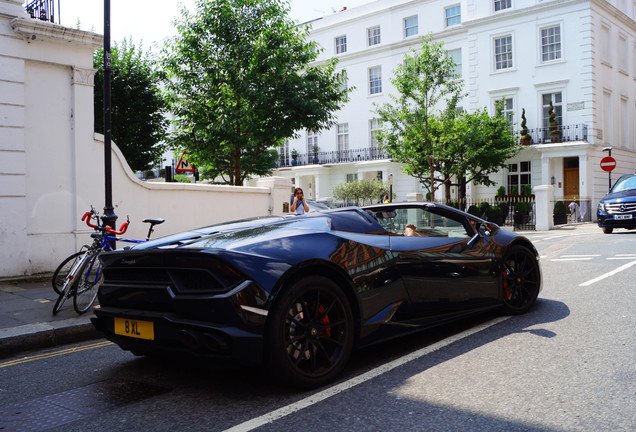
[[600, 156, 616, 172], [176, 152, 194, 173]]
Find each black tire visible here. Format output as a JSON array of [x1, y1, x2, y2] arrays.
[[51, 251, 84, 295], [602, 227, 613, 234], [266, 275, 354, 388], [501, 245, 541, 315], [73, 252, 103, 314], [52, 269, 81, 315]]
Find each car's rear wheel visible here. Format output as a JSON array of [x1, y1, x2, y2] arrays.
[[603, 227, 613, 234], [266, 276, 354, 388], [501, 245, 540, 314]]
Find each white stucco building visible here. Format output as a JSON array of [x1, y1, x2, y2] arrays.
[[272, 0, 636, 218]]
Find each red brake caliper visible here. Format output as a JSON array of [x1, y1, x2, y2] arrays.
[[317, 304, 331, 337], [503, 269, 512, 300]]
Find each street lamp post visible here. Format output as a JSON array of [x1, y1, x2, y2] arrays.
[[102, 0, 117, 242], [602, 146, 612, 192]]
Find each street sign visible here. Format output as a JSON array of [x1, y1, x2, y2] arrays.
[[600, 156, 616, 172], [176, 152, 194, 173]]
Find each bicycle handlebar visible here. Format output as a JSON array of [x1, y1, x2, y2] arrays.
[[81, 209, 129, 234]]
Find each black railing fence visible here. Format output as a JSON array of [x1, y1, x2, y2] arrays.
[[520, 123, 588, 145], [438, 196, 536, 231], [25, 0, 58, 24], [279, 147, 389, 168]]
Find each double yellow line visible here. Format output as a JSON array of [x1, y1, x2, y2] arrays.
[[0, 340, 113, 368]]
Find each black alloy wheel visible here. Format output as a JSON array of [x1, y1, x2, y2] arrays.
[[267, 275, 354, 388], [501, 245, 541, 314]]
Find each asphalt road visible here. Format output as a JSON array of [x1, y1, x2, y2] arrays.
[[1, 225, 634, 432]]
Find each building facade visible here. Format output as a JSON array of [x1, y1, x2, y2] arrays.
[[270, 0, 636, 219]]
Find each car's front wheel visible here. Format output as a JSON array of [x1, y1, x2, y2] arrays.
[[266, 276, 354, 388], [501, 245, 541, 314], [603, 227, 613, 234]]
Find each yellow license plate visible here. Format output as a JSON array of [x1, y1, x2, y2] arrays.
[[114, 317, 154, 340]]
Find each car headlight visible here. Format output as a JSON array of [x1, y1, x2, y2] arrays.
[[597, 202, 606, 212]]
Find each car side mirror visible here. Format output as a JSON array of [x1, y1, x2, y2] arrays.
[[467, 223, 491, 248]]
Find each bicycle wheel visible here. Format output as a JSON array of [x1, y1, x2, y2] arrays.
[[51, 251, 84, 295], [52, 253, 86, 315], [73, 251, 103, 314]]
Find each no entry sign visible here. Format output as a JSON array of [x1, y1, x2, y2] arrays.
[[600, 156, 616, 172]]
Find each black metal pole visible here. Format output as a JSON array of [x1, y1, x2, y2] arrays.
[[102, 0, 117, 241], [608, 148, 612, 191]]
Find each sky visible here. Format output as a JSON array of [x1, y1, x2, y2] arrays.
[[52, 0, 373, 50]]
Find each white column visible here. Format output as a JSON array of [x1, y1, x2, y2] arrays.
[[533, 185, 554, 231]]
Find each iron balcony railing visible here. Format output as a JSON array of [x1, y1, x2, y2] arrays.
[[278, 147, 389, 168], [25, 0, 58, 24], [520, 123, 588, 145]]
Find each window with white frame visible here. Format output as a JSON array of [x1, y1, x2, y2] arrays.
[[335, 35, 347, 54], [404, 16, 418, 38], [496, 97, 514, 129], [337, 123, 349, 153], [369, 66, 382, 95], [507, 161, 531, 195], [338, 70, 348, 92], [367, 26, 381, 46], [346, 173, 358, 183], [603, 90, 612, 143], [620, 97, 628, 147], [540, 25, 561, 62], [445, 5, 461, 27], [446, 48, 462, 76], [494, 35, 513, 70], [601, 25, 611, 65], [494, 0, 511, 11], [369, 118, 380, 152], [307, 130, 318, 156], [542, 92, 562, 140], [619, 35, 628, 73]]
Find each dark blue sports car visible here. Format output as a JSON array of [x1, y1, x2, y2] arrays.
[[597, 173, 636, 234], [91, 202, 542, 388]]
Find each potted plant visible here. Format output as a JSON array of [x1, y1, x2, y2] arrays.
[[548, 101, 561, 143], [496, 186, 506, 200], [485, 205, 504, 226], [553, 200, 567, 225], [312, 145, 320, 164], [522, 184, 532, 197], [514, 201, 532, 225], [291, 149, 299, 166], [520, 108, 532, 145]]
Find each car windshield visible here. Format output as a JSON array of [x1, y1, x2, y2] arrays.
[[611, 175, 636, 193]]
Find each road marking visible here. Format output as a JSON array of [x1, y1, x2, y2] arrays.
[[579, 260, 636, 287], [0, 341, 113, 368], [561, 255, 600, 258], [551, 258, 593, 261], [223, 316, 510, 432]]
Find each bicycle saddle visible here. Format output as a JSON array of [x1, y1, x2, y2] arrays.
[[143, 218, 165, 225]]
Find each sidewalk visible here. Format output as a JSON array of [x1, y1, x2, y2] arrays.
[[0, 275, 100, 359]]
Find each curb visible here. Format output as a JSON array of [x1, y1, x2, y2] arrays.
[[0, 317, 101, 359]]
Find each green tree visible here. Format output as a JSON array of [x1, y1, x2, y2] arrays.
[[375, 34, 463, 197], [162, 0, 350, 185], [332, 179, 391, 206], [94, 38, 168, 172], [445, 100, 521, 200]]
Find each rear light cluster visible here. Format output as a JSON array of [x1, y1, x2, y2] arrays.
[[103, 261, 244, 295]]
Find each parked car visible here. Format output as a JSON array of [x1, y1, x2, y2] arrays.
[[596, 173, 636, 234], [91, 203, 542, 388]]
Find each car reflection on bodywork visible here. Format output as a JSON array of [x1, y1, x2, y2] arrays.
[[91, 202, 541, 388]]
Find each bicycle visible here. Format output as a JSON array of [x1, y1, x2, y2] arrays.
[[52, 207, 164, 315]]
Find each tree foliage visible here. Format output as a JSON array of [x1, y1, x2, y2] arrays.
[[94, 38, 168, 172], [332, 179, 392, 206], [375, 34, 463, 197], [375, 34, 520, 201], [162, 0, 350, 185]]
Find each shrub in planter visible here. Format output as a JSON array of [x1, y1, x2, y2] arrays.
[[477, 201, 491, 219], [514, 201, 532, 224], [496, 186, 506, 199], [485, 206, 504, 225], [498, 202, 510, 220], [467, 205, 480, 217], [553, 200, 567, 225], [522, 184, 532, 196]]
